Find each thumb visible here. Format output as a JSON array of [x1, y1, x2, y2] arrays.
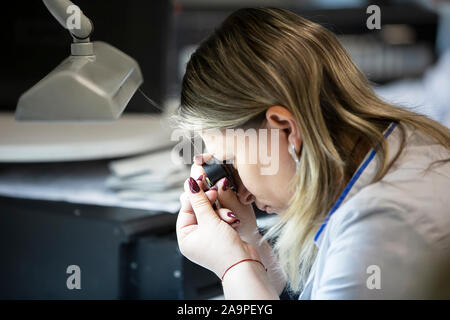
[[185, 177, 220, 225]]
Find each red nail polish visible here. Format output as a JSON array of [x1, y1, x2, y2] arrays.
[[227, 211, 236, 218], [222, 178, 229, 191], [210, 185, 218, 191], [188, 177, 200, 193], [197, 175, 203, 181]]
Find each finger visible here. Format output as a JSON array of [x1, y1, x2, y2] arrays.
[[176, 192, 197, 232], [178, 188, 217, 219], [179, 191, 192, 212], [216, 208, 240, 225], [216, 177, 247, 215], [190, 164, 207, 190], [176, 215, 198, 242], [193, 153, 213, 166], [185, 177, 220, 225], [190, 163, 205, 182], [230, 220, 241, 229], [180, 188, 217, 214], [207, 185, 220, 209], [205, 188, 218, 208]]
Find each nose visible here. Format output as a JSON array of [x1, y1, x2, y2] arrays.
[[237, 185, 255, 205]]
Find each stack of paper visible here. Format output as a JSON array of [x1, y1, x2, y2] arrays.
[[106, 149, 189, 204]]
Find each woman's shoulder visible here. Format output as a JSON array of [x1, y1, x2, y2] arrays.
[[310, 123, 450, 299], [324, 122, 450, 253], [401, 123, 450, 167], [330, 153, 450, 251]]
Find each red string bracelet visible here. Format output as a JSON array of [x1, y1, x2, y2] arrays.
[[221, 258, 267, 281]]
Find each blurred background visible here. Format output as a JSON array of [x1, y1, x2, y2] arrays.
[[0, 0, 448, 299]]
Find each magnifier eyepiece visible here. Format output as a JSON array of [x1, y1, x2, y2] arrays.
[[202, 160, 237, 191]]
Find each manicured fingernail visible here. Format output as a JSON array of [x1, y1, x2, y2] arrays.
[[188, 177, 200, 193], [227, 211, 236, 218], [197, 175, 203, 181], [210, 185, 218, 191], [222, 178, 229, 191]]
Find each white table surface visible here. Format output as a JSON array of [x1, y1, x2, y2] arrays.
[[0, 111, 175, 162]]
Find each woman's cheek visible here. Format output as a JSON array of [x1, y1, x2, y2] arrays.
[[239, 166, 268, 200]]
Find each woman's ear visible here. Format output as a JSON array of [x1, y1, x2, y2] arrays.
[[265, 106, 302, 153]]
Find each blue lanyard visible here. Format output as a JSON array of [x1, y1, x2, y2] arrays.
[[313, 122, 398, 243]]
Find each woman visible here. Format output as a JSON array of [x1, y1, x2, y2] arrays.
[[173, 8, 450, 299]]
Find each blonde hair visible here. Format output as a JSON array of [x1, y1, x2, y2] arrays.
[[173, 8, 450, 293]]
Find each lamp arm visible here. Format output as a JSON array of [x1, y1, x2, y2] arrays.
[[42, 0, 93, 40]]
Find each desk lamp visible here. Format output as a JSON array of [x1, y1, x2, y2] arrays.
[[15, 0, 143, 121]]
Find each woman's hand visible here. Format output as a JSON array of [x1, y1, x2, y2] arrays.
[[186, 154, 287, 294], [176, 177, 260, 278], [191, 154, 260, 247]]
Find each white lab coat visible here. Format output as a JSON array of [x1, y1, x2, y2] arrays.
[[300, 122, 450, 299]]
